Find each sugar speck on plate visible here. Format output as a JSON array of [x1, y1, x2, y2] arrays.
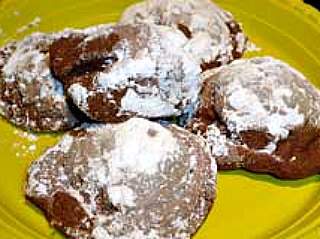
[[13, 130, 39, 158], [16, 16, 41, 35], [28, 144, 37, 152], [14, 130, 39, 141], [246, 41, 261, 52]]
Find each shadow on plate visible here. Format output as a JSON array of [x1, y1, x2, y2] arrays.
[[219, 169, 320, 188]]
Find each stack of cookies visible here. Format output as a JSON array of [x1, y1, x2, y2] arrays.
[[0, 0, 319, 238]]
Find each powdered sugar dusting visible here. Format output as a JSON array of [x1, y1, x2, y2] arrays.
[[26, 118, 215, 239], [120, 88, 180, 117], [96, 55, 157, 90], [109, 118, 178, 176], [108, 185, 137, 207], [206, 124, 229, 157], [216, 57, 310, 141], [68, 83, 89, 111], [71, 23, 203, 120], [0, 31, 80, 131], [196, 57, 319, 160], [91, 226, 109, 239], [120, 0, 247, 65], [58, 134, 74, 153]]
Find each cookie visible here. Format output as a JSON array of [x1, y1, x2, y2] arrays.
[[0, 32, 80, 132], [49, 23, 203, 122], [188, 57, 320, 179], [120, 0, 247, 70], [25, 118, 216, 239]]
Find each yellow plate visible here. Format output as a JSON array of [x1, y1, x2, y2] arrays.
[[0, 0, 320, 238]]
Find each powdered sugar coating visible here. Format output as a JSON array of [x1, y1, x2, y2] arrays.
[[0, 32, 80, 131], [25, 118, 216, 239], [120, 0, 247, 67], [214, 57, 319, 144], [0, 23, 118, 131], [201, 57, 319, 154], [52, 23, 203, 122], [188, 56, 320, 178]]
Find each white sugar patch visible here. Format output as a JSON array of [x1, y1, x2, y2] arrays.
[[96, 56, 157, 90], [266, 108, 304, 138], [184, 32, 220, 64], [34, 182, 48, 195], [257, 141, 277, 154], [91, 226, 109, 239], [3, 33, 53, 84], [235, 32, 248, 53], [189, 155, 197, 170], [84, 118, 181, 213], [68, 83, 89, 111], [108, 185, 136, 207], [109, 118, 178, 179], [120, 88, 179, 117], [206, 124, 229, 157], [225, 84, 305, 138], [87, 157, 109, 185], [58, 134, 74, 153], [52, 79, 66, 101], [26, 166, 50, 196], [220, 57, 306, 139], [172, 216, 187, 230]]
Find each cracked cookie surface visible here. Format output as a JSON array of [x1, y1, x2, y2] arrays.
[[0, 32, 82, 132], [120, 0, 248, 70], [188, 57, 320, 179], [25, 118, 216, 239], [50, 23, 203, 123]]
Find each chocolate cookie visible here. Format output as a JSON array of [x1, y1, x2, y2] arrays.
[[120, 0, 248, 70], [49, 23, 203, 122], [0, 32, 79, 132], [25, 118, 216, 239], [188, 57, 320, 179]]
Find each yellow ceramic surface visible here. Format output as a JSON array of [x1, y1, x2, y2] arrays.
[[0, 0, 319, 238]]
